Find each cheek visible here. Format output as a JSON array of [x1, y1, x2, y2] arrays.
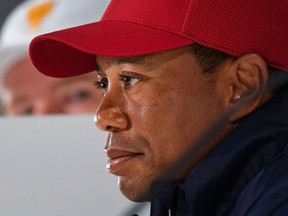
[[137, 84, 195, 133], [130, 86, 194, 164], [132, 80, 219, 162], [133, 85, 184, 132]]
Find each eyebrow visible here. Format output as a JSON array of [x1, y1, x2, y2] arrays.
[[95, 55, 156, 75], [115, 56, 151, 65], [95, 63, 104, 75]]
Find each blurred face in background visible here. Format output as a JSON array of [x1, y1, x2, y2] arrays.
[[1, 56, 100, 116]]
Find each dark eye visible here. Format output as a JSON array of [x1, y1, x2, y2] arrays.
[[94, 76, 108, 92], [70, 90, 92, 101], [20, 106, 33, 115], [120, 75, 140, 88]]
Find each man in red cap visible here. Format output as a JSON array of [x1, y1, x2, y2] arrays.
[[29, 0, 288, 215]]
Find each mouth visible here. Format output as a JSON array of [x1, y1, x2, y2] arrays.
[[106, 149, 143, 174]]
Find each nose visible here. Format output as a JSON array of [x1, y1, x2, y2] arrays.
[[95, 97, 128, 132]]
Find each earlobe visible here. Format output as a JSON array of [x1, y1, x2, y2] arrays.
[[227, 54, 270, 123]]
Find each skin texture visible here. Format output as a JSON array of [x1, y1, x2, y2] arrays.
[[94, 46, 270, 202], [2, 56, 101, 115]]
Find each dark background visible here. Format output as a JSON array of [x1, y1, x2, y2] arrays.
[[0, 0, 24, 29]]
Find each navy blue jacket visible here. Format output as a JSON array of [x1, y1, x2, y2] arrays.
[[150, 87, 288, 216]]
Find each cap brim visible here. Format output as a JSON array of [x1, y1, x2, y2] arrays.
[[29, 20, 193, 78]]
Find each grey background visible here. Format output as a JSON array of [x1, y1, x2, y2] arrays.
[[0, 0, 23, 28], [0, 115, 149, 215]]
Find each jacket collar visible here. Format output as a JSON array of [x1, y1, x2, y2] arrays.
[[182, 87, 288, 215]]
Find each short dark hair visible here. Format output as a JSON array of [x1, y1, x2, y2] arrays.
[[190, 43, 288, 93], [190, 43, 235, 73]]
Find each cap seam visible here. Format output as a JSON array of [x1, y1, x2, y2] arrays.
[[180, 0, 194, 35]]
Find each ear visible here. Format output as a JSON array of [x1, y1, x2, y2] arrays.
[[225, 54, 271, 123]]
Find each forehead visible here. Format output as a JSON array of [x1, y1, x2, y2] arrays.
[[95, 46, 193, 72], [96, 55, 154, 71]]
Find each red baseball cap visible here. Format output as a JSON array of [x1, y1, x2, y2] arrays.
[[29, 0, 288, 78]]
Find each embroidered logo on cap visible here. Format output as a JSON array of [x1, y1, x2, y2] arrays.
[[27, 0, 54, 30]]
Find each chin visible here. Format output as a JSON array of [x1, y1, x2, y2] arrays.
[[119, 177, 152, 202]]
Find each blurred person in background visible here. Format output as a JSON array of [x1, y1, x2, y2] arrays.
[[0, 0, 109, 116]]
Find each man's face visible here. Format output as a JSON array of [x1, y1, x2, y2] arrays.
[[2, 56, 100, 115], [95, 47, 232, 201]]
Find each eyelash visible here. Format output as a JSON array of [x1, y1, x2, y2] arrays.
[[94, 75, 142, 92], [119, 75, 141, 88], [94, 77, 108, 91]]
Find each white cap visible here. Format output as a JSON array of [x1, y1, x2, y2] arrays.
[[0, 0, 110, 86]]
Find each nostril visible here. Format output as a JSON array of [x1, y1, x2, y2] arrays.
[[106, 125, 112, 130], [105, 125, 121, 133]]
